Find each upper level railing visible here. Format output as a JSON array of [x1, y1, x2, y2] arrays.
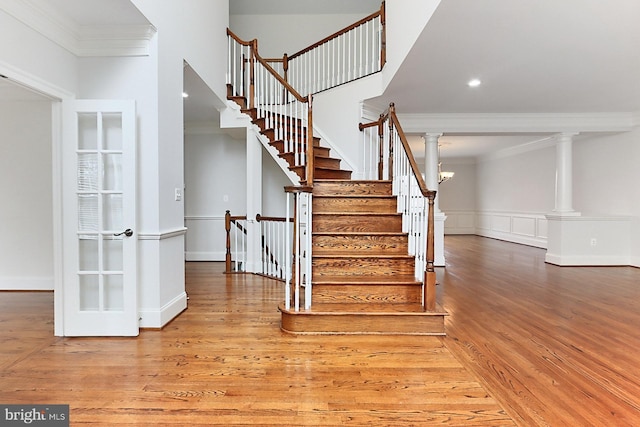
[[227, 29, 315, 185], [267, 2, 386, 96], [359, 104, 437, 311]]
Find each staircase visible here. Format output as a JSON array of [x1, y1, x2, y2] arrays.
[[225, 3, 446, 335], [279, 180, 446, 335], [226, 84, 351, 182], [227, 86, 446, 334]]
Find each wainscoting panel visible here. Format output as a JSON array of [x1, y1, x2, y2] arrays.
[[445, 211, 476, 235], [445, 210, 547, 249]]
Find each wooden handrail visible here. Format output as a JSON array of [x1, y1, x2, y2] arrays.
[[358, 103, 437, 311], [228, 28, 315, 186], [227, 28, 307, 103], [389, 105, 433, 198], [288, 2, 385, 61], [256, 214, 293, 223]]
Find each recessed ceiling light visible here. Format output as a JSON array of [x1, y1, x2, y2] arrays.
[[182, 92, 189, 98], [467, 79, 481, 88]]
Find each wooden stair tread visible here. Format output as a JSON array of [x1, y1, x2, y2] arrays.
[[313, 275, 420, 284], [280, 302, 447, 315], [313, 194, 396, 198], [313, 253, 414, 259], [314, 212, 401, 216], [313, 231, 407, 236]]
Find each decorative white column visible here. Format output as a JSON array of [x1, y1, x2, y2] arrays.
[[545, 132, 582, 265], [423, 133, 441, 213], [553, 132, 580, 216], [424, 133, 446, 266]]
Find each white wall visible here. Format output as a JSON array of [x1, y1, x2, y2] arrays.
[[262, 150, 290, 217], [440, 129, 640, 265], [631, 128, 640, 266], [438, 160, 477, 235], [183, 128, 291, 261], [0, 101, 53, 290], [184, 131, 246, 261], [574, 131, 636, 216], [111, 0, 230, 327], [230, 13, 371, 58]]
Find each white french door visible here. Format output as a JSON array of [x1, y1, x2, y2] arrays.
[[62, 100, 138, 336]]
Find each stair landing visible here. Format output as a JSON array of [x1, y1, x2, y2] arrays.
[[279, 302, 447, 335]]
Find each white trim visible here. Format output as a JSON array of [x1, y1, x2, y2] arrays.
[[0, 0, 155, 57], [545, 253, 631, 266], [138, 227, 188, 240], [184, 215, 224, 221], [185, 251, 226, 261], [545, 214, 633, 222], [0, 62, 72, 336], [477, 136, 555, 162], [397, 112, 636, 134], [0, 60, 73, 100], [138, 291, 188, 328], [0, 277, 53, 290], [444, 210, 548, 249]]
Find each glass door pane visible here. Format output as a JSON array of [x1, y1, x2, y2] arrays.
[[76, 112, 125, 313]]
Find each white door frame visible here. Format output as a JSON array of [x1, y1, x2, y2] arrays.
[[0, 61, 72, 336]]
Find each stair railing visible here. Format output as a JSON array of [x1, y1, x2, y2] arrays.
[[227, 29, 315, 185], [255, 214, 293, 281], [359, 103, 437, 311], [284, 2, 386, 95], [224, 211, 248, 273], [284, 186, 313, 311]]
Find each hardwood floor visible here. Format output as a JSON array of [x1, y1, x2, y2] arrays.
[[0, 261, 510, 426], [441, 235, 640, 426], [1, 235, 639, 425]]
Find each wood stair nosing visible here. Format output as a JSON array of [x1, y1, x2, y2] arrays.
[[260, 127, 316, 143], [312, 216, 403, 233], [279, 303, 447, 336], [294, 168, 352, 180]]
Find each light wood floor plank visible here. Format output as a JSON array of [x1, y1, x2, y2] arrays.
[[442, 235, 640, 426], [0, 260, 512, 426], [5, 236, 638, 425]]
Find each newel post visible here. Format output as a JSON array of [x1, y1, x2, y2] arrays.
[[424, 191, 437, 312], [282, 53, 289, 83], [387, 103, 395, 182], [306, 94, 314, 185], [225, 210, 232, 274]]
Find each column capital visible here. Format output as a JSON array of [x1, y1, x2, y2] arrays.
[[423, 133, 443, 142], [554, 132, 579, 142]]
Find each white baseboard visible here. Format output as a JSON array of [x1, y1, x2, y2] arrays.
[[0, 277, 54, 290], [139, 291, 187, 328], [545, 253, 630, 266], [476, 229, 547, 249], [185, 251, 225, 261]]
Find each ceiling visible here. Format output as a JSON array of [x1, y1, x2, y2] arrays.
[[6, 0, 639, 160]]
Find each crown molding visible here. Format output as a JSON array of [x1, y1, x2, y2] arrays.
[[1, 0, 155, 56], [396, 112, 637, 134]]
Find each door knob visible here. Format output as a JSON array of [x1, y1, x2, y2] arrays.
[[114, 228, 133, 237]]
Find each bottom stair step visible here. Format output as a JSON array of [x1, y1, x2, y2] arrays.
[[279, 302, 447, 335]]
